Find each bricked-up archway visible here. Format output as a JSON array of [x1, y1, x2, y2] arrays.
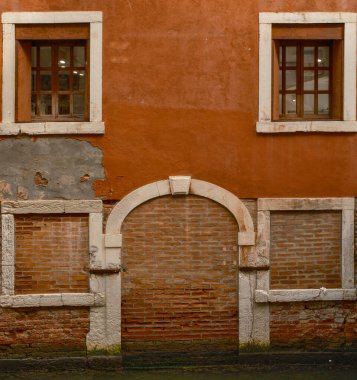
[[121, 195, 239, 344], [98, 178, 256, 350]]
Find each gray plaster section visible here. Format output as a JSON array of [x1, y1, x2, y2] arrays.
[[0, 138, 104, 200]]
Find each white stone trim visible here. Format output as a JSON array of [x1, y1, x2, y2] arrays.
[[169, 176, 191, 195], [104, 178, 257, 349], [0, 293, 105, 308], [259, 12, 356, 24], [0, 122, 104, 135], [254, 197, 355, 344], [1, 200, 102, 214], [257, 12, 357, 132], [255, 288, 357, 303], [257, 121, 357, 133], [105, 234, 123, 248], [2, 11, 102, 24], [1, 214, 15, 295], [1, 11, 104, 134], [0, 199, 107, 353], [258, 197, 354, 211]]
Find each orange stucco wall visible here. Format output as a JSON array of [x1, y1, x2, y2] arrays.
[[1, 0, 357, 200]]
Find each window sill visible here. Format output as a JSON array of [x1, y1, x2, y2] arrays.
[[256, 120, 357, 133], [255, 288, 357, 303], [0, 293, 105, 308], [0, 121, 105, 135]]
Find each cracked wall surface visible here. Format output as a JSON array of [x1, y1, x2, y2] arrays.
[[0, 138, 104, 200]]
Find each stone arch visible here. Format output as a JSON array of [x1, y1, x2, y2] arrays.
[[106, 177, 255, 255], [90, 177, 257, 352]]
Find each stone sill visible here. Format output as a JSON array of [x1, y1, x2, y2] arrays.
[[255, 288, 357, 303], [256, 121, 357, 133], [0, 293, 105, 308], [0, 121, 105, 135]]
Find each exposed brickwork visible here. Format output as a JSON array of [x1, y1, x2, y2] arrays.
[[270, 211, 342, 289], [270, 302, 357, 350], [121, 195, 239, 343], [0, 307, 89, 357], [15, 214, 89, 294]]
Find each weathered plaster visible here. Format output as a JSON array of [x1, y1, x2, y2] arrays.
[[0, 138, 104, 200]]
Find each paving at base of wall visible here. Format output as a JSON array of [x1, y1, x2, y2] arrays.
[[1, 352, 357, 372]]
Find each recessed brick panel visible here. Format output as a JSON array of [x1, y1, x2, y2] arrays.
[[0, 307, 89, 357], [270, 211, 342, 289], [15, 214, 89, 294], [270, 302, 357, 350], [121, 195, 239, 343]]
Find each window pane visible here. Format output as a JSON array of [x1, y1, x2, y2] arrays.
[[74, 46, 85, 67], [40, 46, 51, 67], [318, 46, 329, 67], [40, 95, 52, 115], [279, 94, 282, 114], [58, 46, 70, 68], [31, 46, 37, 67], [304, 94, 314, 114], [318, 94, 329, 114], [31, 94, 37, 115], [73, 71, 85, 90], [304, 46, 315, 67], [74, 94, 85, 115], [279, 70, 282, 91], [285, 46, 296, 66], [303, 70, 315, 91], [285, 94, 296, 114], [31, 71, 36, 91], [59, 72, 70, 91], [58, 94, 70, 115], [318, 70, 329, 91], [40, 71, 52, 91], [286, 70, 296, 90]]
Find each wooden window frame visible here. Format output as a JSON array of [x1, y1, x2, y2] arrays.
[[271, 25, 343, 122], [273, 40, 336, 121], [1, 12, 104, 135], [16, 25, 90, 123], [29, 40, 89, 122], [257, 13, 357, 133]]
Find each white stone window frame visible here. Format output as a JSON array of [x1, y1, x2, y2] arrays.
[[0, 200, 105, 308], [1, 12, 104, 135], [257, 12, 357, 133], [255, 197, 356, 305]]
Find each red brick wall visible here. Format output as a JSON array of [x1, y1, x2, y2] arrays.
[[270, 211, 342, 289], [0, 307, 89, 357], [121, 195, 239, 343], [270, 302, 357, 350], [15, 215, 89, 294]]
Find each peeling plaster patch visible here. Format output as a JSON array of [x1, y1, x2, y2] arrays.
[[34, 172, 48, 187], [80, 174, 90, 182], [0, 138, 105, 200], [0, 181, 13, 199]]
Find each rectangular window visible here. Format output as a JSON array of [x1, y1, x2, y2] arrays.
[[277, 41, 332, 119], [15, 24, 89, 123], [30, 41, 87, 121], [272, 25, 343, 121]]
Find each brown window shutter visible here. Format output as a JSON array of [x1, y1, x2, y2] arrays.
[[16, 40, 32, 122]]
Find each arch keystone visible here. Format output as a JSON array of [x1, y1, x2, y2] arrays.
[[169, 176, 191, 195]]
